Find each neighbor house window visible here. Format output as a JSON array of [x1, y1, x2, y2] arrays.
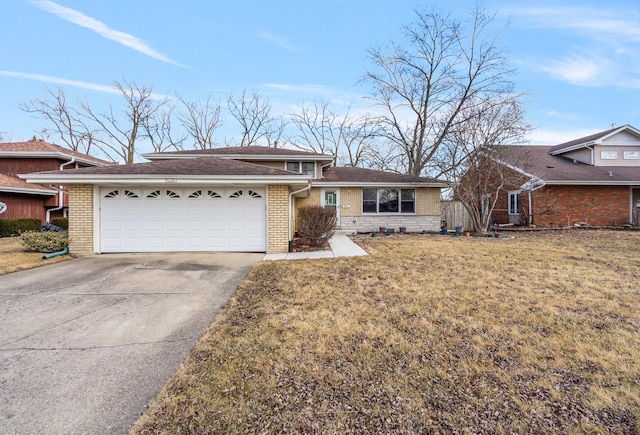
[[508, 191, 521, 215], [286, 161, 315, 176], [623, 151, 640, 160], [600, 150, 618, 160], [362, 188, 415, 213]]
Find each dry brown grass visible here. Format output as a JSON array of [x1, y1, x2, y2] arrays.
[[131, 230, 640, 434], [0, 237, 70, 275]]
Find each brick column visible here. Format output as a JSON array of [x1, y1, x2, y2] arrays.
[[68, 184, 94, 255], [267, 185, 290, 253]]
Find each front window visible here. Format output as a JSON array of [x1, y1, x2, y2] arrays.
[[363, 188, 415, 214], [286, 161, 315, 176], [508, 191, 521, 215]]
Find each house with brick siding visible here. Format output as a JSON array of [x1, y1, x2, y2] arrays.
[[22, 146, 446, 255], [488, 125, 640, 228], [0, 140, 113, 223]]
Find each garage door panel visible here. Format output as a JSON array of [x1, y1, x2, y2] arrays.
[[100, 187, 266, 253]]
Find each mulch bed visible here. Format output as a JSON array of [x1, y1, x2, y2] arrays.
[[291, 237, 330, 252]]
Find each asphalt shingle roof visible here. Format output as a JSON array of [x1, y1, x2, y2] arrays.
[[320, 166, 446, 184], [29, 156, 305, 177], [497, 145, 640, 184], [150, 145, 330, 158], [0, 140, 114, 166], [0, 173, 56, 193]]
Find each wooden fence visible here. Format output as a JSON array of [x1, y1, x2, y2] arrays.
[[441, 200, 473, 230]]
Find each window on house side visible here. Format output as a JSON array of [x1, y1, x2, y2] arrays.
[[508, 191, 521, 215], [363, 188, 415, 214]]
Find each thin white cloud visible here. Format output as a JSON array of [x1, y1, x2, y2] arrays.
[[539, 53, 607, 86], [507, 6, 640, 42], [0, 70, 172, 99], [263, 83, 333, 94], [28, 0, 185, 67], [507, 5, 640, 89], [257, 31, 303, 53]]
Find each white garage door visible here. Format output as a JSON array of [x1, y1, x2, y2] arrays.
[[99, 186, 266, 252]]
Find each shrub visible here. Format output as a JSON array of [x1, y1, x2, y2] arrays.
[[0, 218, 42, 237], [51, 217, 69, 230], [297, 205, 337, 247], [21, 231, 69, 253]]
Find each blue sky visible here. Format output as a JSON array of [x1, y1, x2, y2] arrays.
[[1, 0, 640, 152]]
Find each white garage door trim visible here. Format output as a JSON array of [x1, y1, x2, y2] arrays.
[[98, 186, 266, 253]]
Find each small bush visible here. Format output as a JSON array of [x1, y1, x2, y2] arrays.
[[51, 217, 69, 230], [0, 218, 42, 237], [297, 205, 337, 247], [21, 231, 69, 253]]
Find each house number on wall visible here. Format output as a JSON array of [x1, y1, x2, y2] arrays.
[[165, 178, 178, 184]]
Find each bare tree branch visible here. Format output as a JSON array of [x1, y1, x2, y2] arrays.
[[363, 5, 517, 176], [226, 89, 274, 146], [79, 79, 168, 163], [447, 95, 532, 232], [177, 94, 222, 149], [20, 86, 97, 154]]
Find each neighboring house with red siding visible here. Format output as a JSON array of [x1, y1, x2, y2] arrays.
[[0, 140, 113, 222], [489, 125, 640, 228]]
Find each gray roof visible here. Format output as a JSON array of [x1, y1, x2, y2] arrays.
[[549, 124, 640, 154], [320, 166, 447, 185], [144, 145, 332, 159], [27, 156, 303, 177], [499, 145, 640, 184]]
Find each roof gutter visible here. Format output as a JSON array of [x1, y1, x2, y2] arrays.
[[46, 157, 75, 223], [288, 181, 312, 251], [20, 174, 311, 185]]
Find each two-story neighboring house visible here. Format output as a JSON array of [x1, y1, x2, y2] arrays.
[[490, 125, 640, 227], [0, 140, 113, 222], [22, 146, 447, 254]]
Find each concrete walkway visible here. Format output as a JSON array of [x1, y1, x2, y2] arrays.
[[263, 230, 368, 261]]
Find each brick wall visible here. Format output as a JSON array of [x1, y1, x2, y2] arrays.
[[68, 184, 94, 255], [531, 185, 631, 227], [267, 185, 290, 253]]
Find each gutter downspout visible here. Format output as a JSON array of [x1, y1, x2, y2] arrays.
[[526, 178, 546, 225], [320, 162, 332, 178], [288, 181, 312, 252], [46, 157, 75, 223]]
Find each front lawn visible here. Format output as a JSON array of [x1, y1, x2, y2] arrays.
[[132, 230, 640, 434], [0, 237, 70, 276]]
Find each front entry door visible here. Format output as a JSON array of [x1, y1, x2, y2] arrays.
[[324, 190, 340, 225]]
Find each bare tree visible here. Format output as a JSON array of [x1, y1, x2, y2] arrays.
[[22, 80, 173, 163], [142, 103, 186, 153], [289, 101, 338, 158], [447, 96, 532, 232], [264, 117, 289, 148], [226, 90, 275, 146], [289, 101, 379, 165], [21, 86, 97, 154], [338, 115, 380, 167], [364, 5, 517, 177], [177, 94, 222, 149], [80, 79, 169, 163]]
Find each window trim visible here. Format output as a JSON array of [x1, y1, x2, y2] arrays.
[[285, 161, 315, 177], [362, 187, 416, 214], [508, 190, 521, 215]]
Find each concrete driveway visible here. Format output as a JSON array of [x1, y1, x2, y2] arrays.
[[0, 252, 262, 435]]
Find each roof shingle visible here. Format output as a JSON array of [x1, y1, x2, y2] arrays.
[[0, 140, 114, 166], [28, 156, 306, 177]]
